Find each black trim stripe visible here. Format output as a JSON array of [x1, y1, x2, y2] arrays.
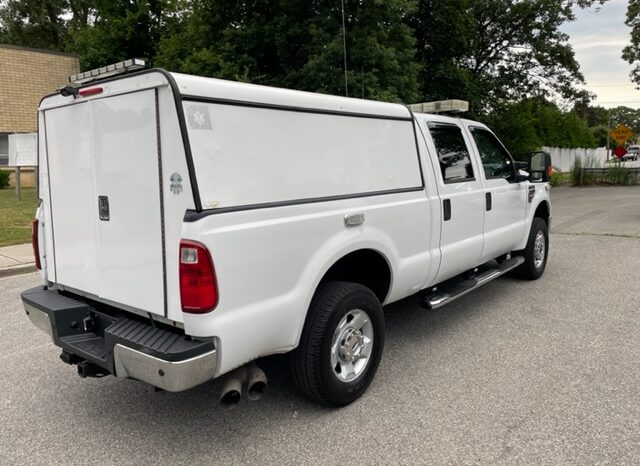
[[38, 68, 203, 212], [154, 73, 203, 211], [154, 89, 169, 318], [181, 94, 414, 121], [183, 186, 424, 222], [42, 115, 58, 282], [405, 106, 426, 188]]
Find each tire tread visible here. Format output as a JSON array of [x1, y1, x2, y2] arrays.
[[291, 281, 379, 405]]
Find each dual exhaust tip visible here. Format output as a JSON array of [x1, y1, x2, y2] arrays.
[[220, 362, 267, 409]]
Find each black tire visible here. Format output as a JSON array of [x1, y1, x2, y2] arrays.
[[291, 281, 385, 406], [513, 217, 549, 280]]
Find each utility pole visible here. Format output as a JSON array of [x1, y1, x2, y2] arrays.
[[341, 0, 348, 97]]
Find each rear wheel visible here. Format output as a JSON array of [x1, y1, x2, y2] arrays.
[[514, 217, 549, 280], [291, 281, 385, 406]]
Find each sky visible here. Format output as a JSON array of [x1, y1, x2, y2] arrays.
[[562, 0, 640, 108]]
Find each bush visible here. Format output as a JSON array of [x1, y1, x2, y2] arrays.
[[549, 171, 562, 187], [570, 153, 601, 186], [608, 166, 633, 185], [570, 155, 583, 186], [0, 170, 10, 189]]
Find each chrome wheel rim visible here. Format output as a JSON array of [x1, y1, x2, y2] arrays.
[[330, 309, 374, 383], [534, 231, 546, 269]]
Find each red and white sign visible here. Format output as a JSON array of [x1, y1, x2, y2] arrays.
[[613, 146, 627, 159]]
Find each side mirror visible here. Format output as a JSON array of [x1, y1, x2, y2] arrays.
[[528, 151, 552, 182], [514, 161, 529, 171]]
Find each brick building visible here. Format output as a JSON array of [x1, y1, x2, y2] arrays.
[[0, 44, 79, 178]]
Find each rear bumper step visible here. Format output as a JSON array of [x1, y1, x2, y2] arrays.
[[21, 287, 217, 392]]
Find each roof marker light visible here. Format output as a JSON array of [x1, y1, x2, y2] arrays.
[[69, 58, 146, 85], [408, 100, 469, 114]]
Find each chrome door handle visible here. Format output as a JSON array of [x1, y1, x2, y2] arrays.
[[344, 212, 365, 227]]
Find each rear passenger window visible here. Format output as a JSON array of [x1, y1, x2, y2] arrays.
[[427, 123, 475, 183], [471, 128, 515, 180]]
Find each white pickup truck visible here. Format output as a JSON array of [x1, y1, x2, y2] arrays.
[[23, 61, 552, 407]]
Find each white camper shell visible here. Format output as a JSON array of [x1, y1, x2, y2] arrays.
[[23, 68, 552, 406]]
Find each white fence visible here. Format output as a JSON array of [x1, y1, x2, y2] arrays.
[[541, 147, 608, 172]]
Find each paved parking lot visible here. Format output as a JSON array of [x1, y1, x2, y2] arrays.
[[1, 186, 639, 465]]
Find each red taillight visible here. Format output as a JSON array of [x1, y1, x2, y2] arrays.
[[31, 219, 41, 270], [78, 86, 103, 97], [179, 240, 218, 313]]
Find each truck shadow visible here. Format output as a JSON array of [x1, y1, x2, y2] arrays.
[[67, 275, 530, 451]]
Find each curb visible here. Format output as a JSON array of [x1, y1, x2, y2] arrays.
[[0, 264, 37, 278]]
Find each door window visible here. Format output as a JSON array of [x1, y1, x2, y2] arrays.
[[0, 134, 8, 166], [427, 123, 475, 183], [471, 128, 515, 180]]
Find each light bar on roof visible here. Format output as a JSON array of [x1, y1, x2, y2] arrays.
[[409, 99, 469, 114], [69, 58, 146, 84]]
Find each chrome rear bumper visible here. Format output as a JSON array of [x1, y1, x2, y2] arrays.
[[22, 286, 217, 392]]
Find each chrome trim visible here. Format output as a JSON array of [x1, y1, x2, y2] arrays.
[[113, 344, 217, 392], [24, 303, 53, 339], [344, 212, 365, 227], [428, 256, 525, 309]]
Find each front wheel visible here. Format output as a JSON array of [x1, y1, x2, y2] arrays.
[[513, 217, 549, 280], [291, 281, 385, 406]]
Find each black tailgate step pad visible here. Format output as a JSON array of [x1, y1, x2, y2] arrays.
[[21, 287, 215, 372], [105, 318, 214, 362]]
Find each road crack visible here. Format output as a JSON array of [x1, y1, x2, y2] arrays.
[[551, 231, 640, 240]]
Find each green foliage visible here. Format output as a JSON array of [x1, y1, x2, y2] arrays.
[[608, 166, 636, 185], [410, 0, 608, 115], [0, 187, 38, 247], [0, 170, 10, 189], [155, 0, 420, 102], [590, 125, 609, 147], [570, 154, 601, 185], [568, 155, 638, 186], [0, 0, 69, 50], [67, 0, 182, 70], [1, 0, 618, 156], [624, 0, 640, 86], [0, 0, 607, 107], [484, 98, 596, 159], [571, 155, 583, 186], [549, 171, 570, 187]]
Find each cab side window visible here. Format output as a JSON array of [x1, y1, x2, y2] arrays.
[[471, 128, 515, 180], [428, 123, 475, 183]]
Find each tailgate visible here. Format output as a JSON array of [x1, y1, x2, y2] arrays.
[[44, 89, 166, 316]]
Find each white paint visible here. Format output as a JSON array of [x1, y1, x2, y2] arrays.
[[541, 146, 608, 172], [8, 133, 37, 166], [185, 102, 421, 209], [417, 115, 485, 283], [44, 89, 164, 316], [36, 70, 551, 381]]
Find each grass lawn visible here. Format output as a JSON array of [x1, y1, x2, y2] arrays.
[[0, 187, 37, 247]]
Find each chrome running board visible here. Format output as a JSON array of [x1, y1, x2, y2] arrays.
[[421, 256, 525, 310]]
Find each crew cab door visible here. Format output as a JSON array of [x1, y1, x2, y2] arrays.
[[422, 119, 485, 283], [466, 125, 527, 261]]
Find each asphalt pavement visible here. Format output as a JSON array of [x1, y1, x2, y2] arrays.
[[1, 186, 639, 465]]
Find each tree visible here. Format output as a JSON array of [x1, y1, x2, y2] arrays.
[[155, 0, 420, 102], [485, 98, 597, 158], [67, 0, 181, 70], [410, 0, 608, 115], [623, 0, 640, 86], [0, 0, 70, 50]]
